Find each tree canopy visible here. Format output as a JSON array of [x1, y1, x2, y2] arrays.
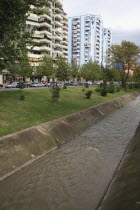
[[0, 0, 50, 72], [81, 59, 101, 82], [108, 41, 140, 87]]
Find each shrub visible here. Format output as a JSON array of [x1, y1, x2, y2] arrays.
[[108, 81, 115, 93], [100, 82, 103, 88], [51, 85, 60, 102], [85, 90, 93, 99], [82, 88, 85, 92], [63, 83, 67, 89], [128, 84, 133, 89], [100, 82, 108, 96], [116, 86, 121, 92], [85, 83, 89, 88], [95, 88, 101, 92]]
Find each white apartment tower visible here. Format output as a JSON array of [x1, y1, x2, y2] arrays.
[[68, 14, 103, 66], [26, 0, 68, 66], [102, 28, 112, 67], [68, 14, 112, 66]]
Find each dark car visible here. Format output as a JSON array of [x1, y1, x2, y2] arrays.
[[0, 84, 3, 88]]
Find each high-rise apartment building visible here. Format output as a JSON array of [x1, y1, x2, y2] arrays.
[[102, 28, 112, 67], [27, 0, 68, 66], [68, 14, 112, 66]]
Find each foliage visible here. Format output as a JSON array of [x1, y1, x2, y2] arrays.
[[95, 88, 101, 93], [100, 81, 108, 96], [116, 86, 121, 92], [85, 90, 93, 99], [51, 83, 60, 102], [36, 56, 55, 79], [101, 66, 120, 82], [108, 81, 116, 93], [63, 83, 67, 89], [108, 41, 140, 88], [85, 83, 89, 88], [70, 62, 81, 79], [81, 59, 101, 82], [133, 66, 140, 83], [36, 56, 70, 82], [55, 56, 70, 81], [0, 0, 50, 73]]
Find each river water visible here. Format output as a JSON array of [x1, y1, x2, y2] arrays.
[[0, 96, 140, 210]]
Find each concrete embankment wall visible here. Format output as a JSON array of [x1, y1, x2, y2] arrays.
[[0, 91, 139, 180]]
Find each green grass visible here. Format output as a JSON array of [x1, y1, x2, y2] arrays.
[[0, 86, 137, 137]]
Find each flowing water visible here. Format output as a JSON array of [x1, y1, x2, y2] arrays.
[[0, 96, 140, 210]]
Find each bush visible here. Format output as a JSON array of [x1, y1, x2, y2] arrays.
[[82, 88, 85, 92], [100, 82, 103, 88], [116, 86, 121, 92], [63, 83, 67, 89], [95, 88, 101, 92], [51, 85, 60, 102], [85, 90, 93, 99], [108, 81, 115, 93], [128, 84, 133, 89], [85, 83, 89, 88], [100, 82, 108, 96]]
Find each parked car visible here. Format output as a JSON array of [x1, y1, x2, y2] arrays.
[[30, 82, 46, 87], [37, 83, 46, 87], [5, 82, 19, 88], [0, 84, 3, 88]]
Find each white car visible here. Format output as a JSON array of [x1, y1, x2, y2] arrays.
[[5, 82, 19, 88]]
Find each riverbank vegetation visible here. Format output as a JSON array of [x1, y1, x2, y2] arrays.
[[0, 86, 139, 137]]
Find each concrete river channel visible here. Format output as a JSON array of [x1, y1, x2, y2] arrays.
[[0, 96, 140, 210]]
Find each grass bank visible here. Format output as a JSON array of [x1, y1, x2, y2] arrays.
[[101, 123, 140, 210], [0, 86, 137, 137]]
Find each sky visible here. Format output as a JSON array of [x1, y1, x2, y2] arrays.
[[63, 0, 140, 45]]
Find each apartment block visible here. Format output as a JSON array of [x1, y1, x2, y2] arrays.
[[102, 28, 112, 67], [27, 0, 68, 66], [68, 14, 112, 66]]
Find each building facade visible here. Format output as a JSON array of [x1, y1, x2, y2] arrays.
[[27, 0, 68, 66], [68, 14, 112, 66], [102, 28, 112, 67], [0, 0, 68, 84]]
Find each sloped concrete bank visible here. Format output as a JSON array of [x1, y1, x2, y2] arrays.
[[0, 91, 139, 181], [98, 122, 140, 210]]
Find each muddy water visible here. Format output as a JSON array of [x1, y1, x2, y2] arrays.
[[0, 96, 140, 210]]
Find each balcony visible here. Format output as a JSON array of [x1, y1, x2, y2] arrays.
[[55, 20, 62, 27], [35, 30, 52, 37], [53, 34, 63, 41], [55, 7, 63, 14], [33, 38, 52, 44], [41, 14, 52, 21], [39, 22, 52, 28], [55, 27, 62, 33], [29, 46, 51, 52], [54, 13, 63, 20]]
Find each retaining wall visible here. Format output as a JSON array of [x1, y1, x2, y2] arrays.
[[0, 91, 140, 180]]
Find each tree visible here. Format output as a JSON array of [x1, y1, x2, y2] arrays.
[[133, 66, 140, 84], [108, 41, 140, 88], [36, 55, 56, 81], [55, 56, 70, 81], [101, 66, 120, 82], [81, 59, 101, 82], [70, 62, 81, 80], [0, 0, 50, 72]]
